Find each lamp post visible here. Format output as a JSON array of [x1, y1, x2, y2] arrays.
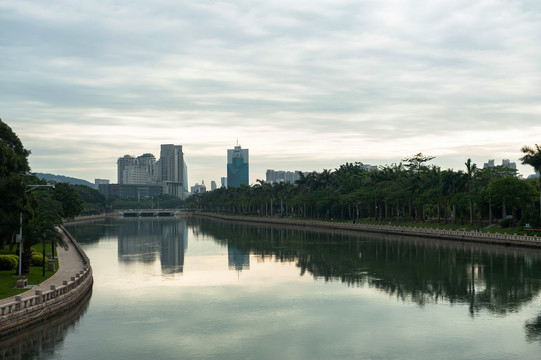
[[17, 184, 55, 276], [42, 231, 46, 276]]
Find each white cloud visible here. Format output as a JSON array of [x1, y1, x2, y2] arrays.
[[2, 0, 540, 183]]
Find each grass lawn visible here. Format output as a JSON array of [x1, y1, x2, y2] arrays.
[[0, 244, 59, 300]]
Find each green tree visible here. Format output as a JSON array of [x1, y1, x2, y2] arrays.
[[20, 190, 63, 273], [465, 159, 478, 225], [0, 118, 30, 177], [489, 177, 536, 223], [53, 183, 84, 219], [72, 184, 106, 213], [520, 144, 541, 219], [0, 119, 67, 272], [0, 118, 31, 248]]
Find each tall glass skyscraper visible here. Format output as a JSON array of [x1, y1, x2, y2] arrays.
[[227, 145, 249, 187]]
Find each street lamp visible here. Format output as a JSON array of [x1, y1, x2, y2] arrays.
[[42, 231, 46, 276], [17, 184, 55, 276]]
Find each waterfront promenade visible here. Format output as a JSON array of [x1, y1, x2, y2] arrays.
[[0, 226, 92, 336]]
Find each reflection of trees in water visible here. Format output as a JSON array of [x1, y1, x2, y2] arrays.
[[65, 218, 119, 245], [0, 290, 91, 360], [191, 217, 541, 318], [525, 313, 541, 343]]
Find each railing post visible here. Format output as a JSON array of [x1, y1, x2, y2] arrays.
[[15, 295, 22, 311]]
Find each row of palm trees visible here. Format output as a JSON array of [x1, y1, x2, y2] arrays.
[[186, 146, 541, 227]]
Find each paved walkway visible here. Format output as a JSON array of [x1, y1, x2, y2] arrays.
[[0, 230, 85, 306]]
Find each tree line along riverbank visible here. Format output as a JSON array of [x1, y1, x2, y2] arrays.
[[185, 152, 541, 231]]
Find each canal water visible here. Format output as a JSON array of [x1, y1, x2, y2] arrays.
[[4, 216, 541, 359]]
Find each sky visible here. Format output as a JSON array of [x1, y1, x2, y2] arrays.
[[2, 0, 541, 187]]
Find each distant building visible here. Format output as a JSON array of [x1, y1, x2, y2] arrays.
[[183, 160, 188, 193], [501, 159, 517, 170], [95, 179, 110, 188], [528, 171, 540, 179], [210, 181, 217, 191], [107, 144, 188, 200], [221, 177, 227, 188], [116, 153, 158, 185], [190, 181, 206, 195], [483, 159, 495, 168], [160, 144, 183, 183], [265, 170, 309, 184], [361, 164, 378, 171], [160, 144, 185, 198], [483, 159, 517, 170], [99, 183, 163, 200], [227, 144, 249, 187], [117, 155, 136, 184]]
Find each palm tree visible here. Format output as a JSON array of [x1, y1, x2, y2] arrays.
[[520, 144, 541, 218], [465, 158, 478, 225]]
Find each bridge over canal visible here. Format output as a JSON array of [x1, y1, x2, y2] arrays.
[[120, 209, 179, 217]]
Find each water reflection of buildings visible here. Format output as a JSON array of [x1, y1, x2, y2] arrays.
[[228, 246, 250, 271], [117, 218, 188, 274], [161, 223, 188, 274]]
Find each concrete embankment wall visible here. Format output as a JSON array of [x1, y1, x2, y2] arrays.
[[63, 212, 121, 225], [197, 213, 541, 249], [0, 226, 93, 337]]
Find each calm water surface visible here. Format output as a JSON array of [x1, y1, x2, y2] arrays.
[[5, 216, 541, 359]]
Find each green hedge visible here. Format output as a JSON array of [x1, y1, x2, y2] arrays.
[[31, 254, 48, 266], [0, 255, 19, 270]]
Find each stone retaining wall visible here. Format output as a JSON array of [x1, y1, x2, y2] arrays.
[[0, 226, 93, 337], [198, 213, 541, 249]]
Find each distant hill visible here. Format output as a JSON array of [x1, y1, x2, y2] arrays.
[[35, 173, 95, 188]]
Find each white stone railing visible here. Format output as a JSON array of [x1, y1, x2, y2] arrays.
[[0, 267, 92, 316], [0, 226, 93, 332]]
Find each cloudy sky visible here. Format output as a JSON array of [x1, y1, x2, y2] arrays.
[[2, 0, 541, 186]]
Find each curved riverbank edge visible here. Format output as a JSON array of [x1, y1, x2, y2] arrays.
[[63, 213, 118, 225], [0, 226, 93, 337], [197, 213, 541, 249]]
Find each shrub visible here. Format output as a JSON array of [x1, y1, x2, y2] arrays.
[[31, 254, 48, 266], [0, 255, 19, 270], [500, 218, 513, 228], [520, 205, 541, 228]]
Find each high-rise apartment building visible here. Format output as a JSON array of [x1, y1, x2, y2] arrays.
[[109, 144, 188, 200], [227, 144, 249, 187], [117, 153, 158, 185], [160, 144, 185, 198], [117, 155, 135, 184]]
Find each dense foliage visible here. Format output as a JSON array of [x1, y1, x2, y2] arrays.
[[0, 118, 84, 273], [186, 154, 541, 227], [110, 194, 184, 210]]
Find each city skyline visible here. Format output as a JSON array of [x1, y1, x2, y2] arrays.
[[3, 1, 541, 185]]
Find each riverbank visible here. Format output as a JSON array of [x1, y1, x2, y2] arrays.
[[63, 212, 122, 225], [197, 213, 541, 249], [0, 226, 93, 337]]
